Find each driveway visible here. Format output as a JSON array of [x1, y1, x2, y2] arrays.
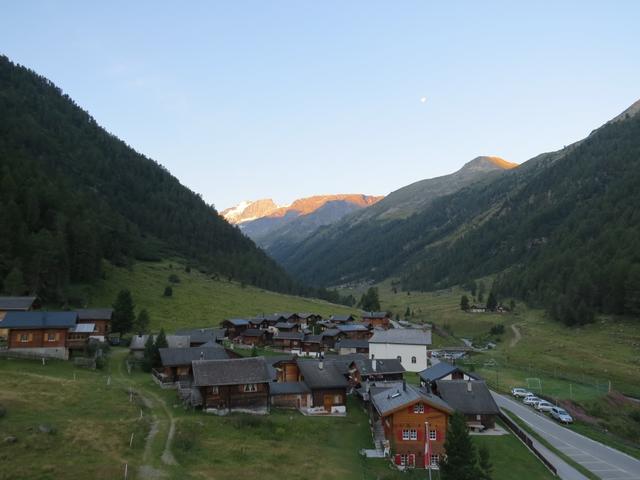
[[493, 392, 640, 480]]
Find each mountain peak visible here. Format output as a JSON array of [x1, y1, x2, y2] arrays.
[[221, 198, 279, 224], [608, 99, 640, 124], [461, 156, 518, 172]]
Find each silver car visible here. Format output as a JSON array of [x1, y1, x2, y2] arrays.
[[511, 387, 533, 398], [550, 407, 573, 424], [535, 400, 554, 412], [523, 395, 541, 406]]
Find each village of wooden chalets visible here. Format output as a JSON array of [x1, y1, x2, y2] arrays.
[[0, 294, 513, 477]]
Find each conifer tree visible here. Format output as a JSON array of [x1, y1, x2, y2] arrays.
[[440, 412, 481, 480], [112, 289, 135, 334]]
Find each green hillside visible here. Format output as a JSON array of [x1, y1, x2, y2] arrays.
[[82, 260, 357, 332], [0, 55, 294, 302]]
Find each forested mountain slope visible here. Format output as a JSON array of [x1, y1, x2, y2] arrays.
[[0, 55, 294, 301], [280, 100, 640, 324]]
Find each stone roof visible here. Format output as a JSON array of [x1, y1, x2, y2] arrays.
[[297, 360, 349, 389], [336, 339, 369, 349], [369, 328, 431, 346], [242, 328, 266, 337], [362, 311, 389, 319], [76, 308, 113, 320], [337, 323, 369, 332], [435, 380, 499, 415], [192, 357, 272, 387], [0, 296, 37, 311], [371, 384, 452, 417], [274, 332, 304, 341], [269, 382, 311, 395], [352, 358, 405, 376], [418, 363, 479, 384], [159, 346, 229, 367]]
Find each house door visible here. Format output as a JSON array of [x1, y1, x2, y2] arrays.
[[323, 394, 333, 411]]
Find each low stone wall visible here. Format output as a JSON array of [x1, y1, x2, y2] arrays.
[[0, 347, 68, 360]]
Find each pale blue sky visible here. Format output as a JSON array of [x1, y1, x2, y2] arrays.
[[2, 1, 639, 210]]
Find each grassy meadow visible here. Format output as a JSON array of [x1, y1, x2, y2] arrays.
[[81, 260, 358, 333]]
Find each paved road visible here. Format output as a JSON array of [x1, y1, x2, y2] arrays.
[[493, 392, 640, 480]]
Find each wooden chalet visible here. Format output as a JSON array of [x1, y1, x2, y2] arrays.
[[240, 328, 268, 346], [320, 328, 343, 350], [129, 334, 190, 359], [175, 327, 226, 346], [75, 308, 112, 340], [418, 363, 479, 392], [301, 334, 324, 355], [266, 355, 299, 382], [272, 331, 304, 351], [296, 312, 321, 326], [362, 311, 391, 330], [274, 321, 299, 333], [348, 358, 405, 387], [329, 314, 356, 325], [221, 318, 250, 338], [370, 383, 453, 469], [67, 323, 98, 353], [336, 339, 369, 355], [0, 296, 38, 340], [336, 323, 371, 340], [192, 357, 272, 415], [435, 380, 499, 430], [0, 311, 78, 360], [296, 359, 348, 413], [157, 346, 229, 384], [269, 382, 312, 409]]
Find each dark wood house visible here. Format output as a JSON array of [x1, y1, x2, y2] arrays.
[[75, 308, 112, 340], [175, 327, 226, 346], [336, 339, 369, 355], [272, 332, 304, 351], [434, 380, 499, 430], [274, 321, 299, 333], [158, 346, 229, 384], [320, 329, 343, 350], [362, 312, 391, 330], [336, 323, 372, 340], [348, 358, 405, 387], [301, 334, 324, 355], [192, 357, 272, 415], [240, 328, 268, 346], [221, 318, 250, 339], [297, 359, 348, 413], [329, 314, 356, 325], [418, 363, 479, 392], [0, 296, 38, 340]]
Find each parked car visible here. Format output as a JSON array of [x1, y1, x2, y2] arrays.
[[523, 395, 541, 406], [535, 400, 554, 412], [511, 388, 532, 398], [550, 407, 574, 424]]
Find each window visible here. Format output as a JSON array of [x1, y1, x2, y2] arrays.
[[476, 414, 482, 420], [19, 334, 29, 343], [243, 383, 258, 392], [210, 386, 219, 394], [411, 356, 417, 364], [430, 454, 440, 467], [429, 429, 437, 441], [47, 333, 56, 342], [400, 454, 408, 466], [413, 403, 424, 413], [333, 395, 342, 404], [396, 355, 402, 362], [409, 429, 418, 440], [402, 429, 410, 440]]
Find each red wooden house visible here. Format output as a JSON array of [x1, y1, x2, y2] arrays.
[[362, 312, 391, 330], [76, 308, 112, 340], [370, 383, 453, 469]]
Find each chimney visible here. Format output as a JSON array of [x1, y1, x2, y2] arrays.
[[467, 379, 472, 393], [200, 351, 205, 360], [372, 358, 377, 372]]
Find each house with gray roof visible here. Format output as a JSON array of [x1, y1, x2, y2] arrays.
[[336, 338, 369, 355], [369, 328, 432, 372], [435, 380, 499, 429], [192, 357, 272, 415], [418, 363, 479, 390], [348, 358, 405, 387], [0, 311, 78, 359], [297, 359, 349, 413], [75, 308, 113, 340], [129, 334, 190, 359], [175, 327, 225, 346], [157, 346, 229, 384]]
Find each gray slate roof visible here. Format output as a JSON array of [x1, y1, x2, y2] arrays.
[[76, 308, 113, 320], [418, 363, 479, 383], [0, 296, 37, 311], [242, 328, 266, 337], [337, 323, 369, 332], [435, 380, 499, 415], [224, 318, 250, 327], [159, 346, 229, 367], [275, 322, 296, 329], [297, 360, 349, 389], [330, 314, 355, 322], [363, 311, 388, 319], [369, 328, 431, 346], [303, 334, 323, 344], [274, 332, 304, 341], [130, 334, 190, 350], [0, 311, 77, 329], [352, 358, 405, 376], [322, 328, 342, 337], [192, 357, 271, 386], [175, 328, 225, 344], [336, 339, 369, 349], [371, 384, 453, 417], [269, 382, 311, 395]]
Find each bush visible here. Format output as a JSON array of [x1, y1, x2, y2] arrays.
[[163, 286, 173, 297], [489, 324, 505, 336], [168, 274, 180, 283], [0, 404, 6, 418]]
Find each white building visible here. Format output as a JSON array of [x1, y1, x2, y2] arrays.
[[368, 328, 431, 372]]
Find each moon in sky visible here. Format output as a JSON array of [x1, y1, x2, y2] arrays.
[[420, 96, 427, 103]]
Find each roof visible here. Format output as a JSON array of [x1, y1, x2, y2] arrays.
[[192, 357, 272, 386], [330, 314, 355, 322], [336, 339, 369, 349], [303, 334, 323, 344], [274, 332, 304, 341], [297, 360, 349, 389], [70, 323, 96, 333], [242, 328, 266, 337], [275, 312, 296, 319], [296, 312, 318, 319], [435, 380, 499, 415], [369, 328, 431, 346], [76, 308, 113, 320], [362, 311, 388, 319], [175, 328, 225, 344], [418, 363, 478, 383], [337, 323, 368, 332], [130, 334, 190, 350], [269, 382, 311, 395], [322, 328, 342, 337], [371, 384, 453, 417], [224, 318, 250, 327], [352, 358, 405, 376], [274, 322, 295, 329], [253, 314, 284, 323], [0, 311, 78, 329], [0, 296, 37, 311], [159, 347, 229, 366]]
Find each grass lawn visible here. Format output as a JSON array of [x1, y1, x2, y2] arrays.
[[79, 260, 358, 333], [0, 355, 148, 480]]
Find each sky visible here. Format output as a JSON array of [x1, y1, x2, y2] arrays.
[[1, 1, 639, 210]]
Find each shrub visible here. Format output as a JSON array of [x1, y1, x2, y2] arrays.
[[0, 404, 6, 418], [168, 274, 180, 283], [163, 286, 173, 297]]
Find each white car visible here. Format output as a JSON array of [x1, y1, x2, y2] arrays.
[[550, 407, 574, 424], [535, 400, 554, 412], [523, 395, 541, 406], [511, 388, 532, 398]]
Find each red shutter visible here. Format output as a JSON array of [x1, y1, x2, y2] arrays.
[[408, 406, 414, 414], [397, 429, 404, 441], [417, 428, 423, 441], [394, 454, 401, 465], [409, 454, 415, 467]]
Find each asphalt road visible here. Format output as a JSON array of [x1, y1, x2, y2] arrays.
[[493, 392, 640, 480]]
